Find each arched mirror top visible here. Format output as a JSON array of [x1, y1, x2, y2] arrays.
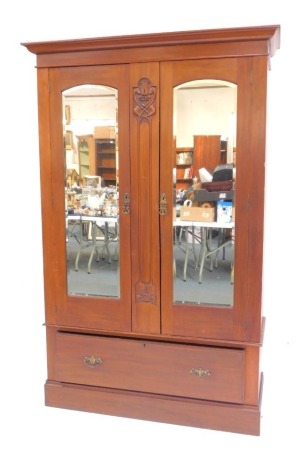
[[174, 79, 237, 90]]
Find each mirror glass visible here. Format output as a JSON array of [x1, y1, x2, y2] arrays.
[[63, 85, 120, 297], [173, 80, 237, 306]]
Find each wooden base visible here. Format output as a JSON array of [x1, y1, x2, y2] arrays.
[[45, 377, 262, 435]]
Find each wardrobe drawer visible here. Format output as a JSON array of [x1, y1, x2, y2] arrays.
[[55, 333, 245, 403]]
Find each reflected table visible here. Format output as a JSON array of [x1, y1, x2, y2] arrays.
[[67, 215, 118, 273], [174, 219, 234, 283]]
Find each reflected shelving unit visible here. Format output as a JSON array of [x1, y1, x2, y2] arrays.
[[95, 138, 116, 186], [175, 147, 193, 189]]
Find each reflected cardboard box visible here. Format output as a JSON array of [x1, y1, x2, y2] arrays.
[[180, 206, 215, 222]]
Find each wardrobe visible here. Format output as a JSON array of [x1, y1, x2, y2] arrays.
[[23, 25, 280, 435]]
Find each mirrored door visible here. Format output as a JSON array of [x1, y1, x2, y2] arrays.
[[63, 84, 120, 298], [160, 58, 248, 340], [48, 64, 131, 331]]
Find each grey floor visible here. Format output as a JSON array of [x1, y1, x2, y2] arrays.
[[66, 222, 234, 306], [67, 222, 120, 297]]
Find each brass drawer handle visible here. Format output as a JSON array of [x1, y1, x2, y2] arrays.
[[83, 355, 103, 367], [190, 367, 211, 377]]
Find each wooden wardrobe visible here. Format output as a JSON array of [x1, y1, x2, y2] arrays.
[[23, 25, 280, 435]]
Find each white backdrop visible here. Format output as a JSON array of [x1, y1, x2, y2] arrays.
[[1, 2, 301, 469]]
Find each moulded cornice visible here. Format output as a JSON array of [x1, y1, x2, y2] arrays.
[[22, 25, 280, 58]]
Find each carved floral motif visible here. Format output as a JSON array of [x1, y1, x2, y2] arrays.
[[133, 78, 156, 120], [135, 280, 157, 304]]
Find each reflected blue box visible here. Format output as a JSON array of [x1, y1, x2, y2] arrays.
[[216, 200, 233, 223]]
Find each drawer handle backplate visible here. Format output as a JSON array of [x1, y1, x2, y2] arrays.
[[190, 367, 211, 377], [83, 355, 103, 367]]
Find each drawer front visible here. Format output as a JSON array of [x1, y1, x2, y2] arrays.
[[55, 333, 245, 403]]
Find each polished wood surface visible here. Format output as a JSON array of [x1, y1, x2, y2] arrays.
[[22, 25, 280, 66], [130, 63, 161, 334], [45, 379, 262, 435], [55, 332, 245, 402], [24, 25, 280, 435]]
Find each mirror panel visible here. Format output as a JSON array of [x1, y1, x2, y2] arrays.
[[173, 80, 237, 306], [63, 85, 120, 298]]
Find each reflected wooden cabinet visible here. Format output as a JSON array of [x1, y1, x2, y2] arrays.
[[77, 134, 95, 177], [23, 25, 280, 435], [194, 135, 226, 174], [95, 138, 116, 186]]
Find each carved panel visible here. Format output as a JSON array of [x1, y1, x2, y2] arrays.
[[133, 78, 156, 121], [133, 77, 158, 304]]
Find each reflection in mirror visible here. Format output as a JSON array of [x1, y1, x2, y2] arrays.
[[63, 85, 120, 298], [173, 80, 237, 306]]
